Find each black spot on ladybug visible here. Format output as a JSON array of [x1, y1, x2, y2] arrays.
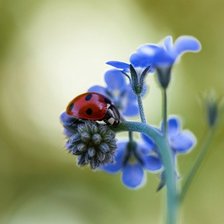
[[69, 103, 74, 111], [86, 108, 93, 115], [104, 97, 111, 104], [85, 94, 92, 101]]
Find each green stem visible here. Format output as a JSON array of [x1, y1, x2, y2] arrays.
[[137, 94, 147, 123], [113, 121, 178, 224], [180, 127, 216, 202], [162, 89, 168, 136], [161, 88, 177, 223], [128, 131, 133, 143]]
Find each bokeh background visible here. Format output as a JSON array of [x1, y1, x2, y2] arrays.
[[0, 0, 224, 223]]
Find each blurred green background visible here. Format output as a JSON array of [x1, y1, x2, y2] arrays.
[[0, 0, 224, 223]]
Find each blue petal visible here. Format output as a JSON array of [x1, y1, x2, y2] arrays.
[[163, 36, 173, 52], [153, 47, 174, 65], [126, 86, 137, 101], [143, 82, 148, 94], [122, 163, 145, 189], [141, 134, 156, 151], [88, 85, 106, 95], [101, 142, 126, 173], [60, 112, 77, 126], [125, 83, 148, 99], [174, 36, 201, 57], [106, 61, 130, 71], [169, 131, 196, 153], [60, 112, 70, 123], [122, 103, 139, 116], [144, 156, 162, 171], [167, 116, 181, 137], [136, 43, 174, 65], [136, 44, 160, 55], [130, 52, 153, 68], [104, 69, 126, 91], [130, 44, 160, 68], [63, 128, 74, 137], [137, 142, 153, 155]]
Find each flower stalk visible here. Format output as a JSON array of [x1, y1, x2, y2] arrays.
[[137, 94, 147, 123], [61, 34, 203, 224], [112, 121, 178, 224], [180, 127, 216, 202], [162, 89, 168, 136]]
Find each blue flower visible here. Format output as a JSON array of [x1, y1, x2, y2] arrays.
[[101, 116, 195, 189], [106, 54, 153, 96], [106, 54, 153, 74], [130, 35, 201, 68], [141, 116, 196, 190], [131, 36, 201, 89], [88, 69, 140, 117], [142, 116, 197, 156], [101, 140, 162, 189]]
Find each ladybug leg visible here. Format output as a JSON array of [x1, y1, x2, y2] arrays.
[[104, 105, 120, 126]]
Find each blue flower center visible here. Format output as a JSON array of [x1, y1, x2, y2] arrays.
[[122, 141, 144, 166]]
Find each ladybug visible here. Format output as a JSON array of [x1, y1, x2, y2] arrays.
[[66, 92, 120, 126]]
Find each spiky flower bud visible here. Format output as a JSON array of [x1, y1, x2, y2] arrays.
[[61, 113, 117, 169], [202, 91, 221, 127], [128, 65, 151, 95]]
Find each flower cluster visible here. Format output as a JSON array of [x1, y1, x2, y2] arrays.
[[60, 35, 201, 190], [60, 112, 117, 169], [108, 35, 201, 89], [102, 116, 196, 189]]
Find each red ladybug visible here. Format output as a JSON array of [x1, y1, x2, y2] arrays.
[[66, 92, 120, 126]]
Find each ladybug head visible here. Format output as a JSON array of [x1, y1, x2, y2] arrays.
[[104, 104, 120, 126]]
